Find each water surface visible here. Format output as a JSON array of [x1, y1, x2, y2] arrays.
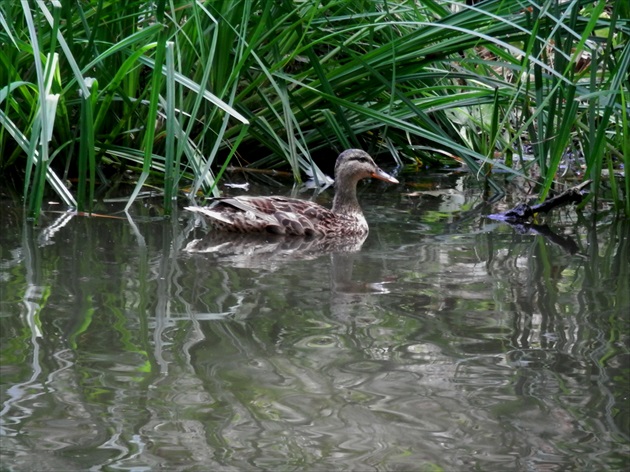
[[1, 171, 629, 471]]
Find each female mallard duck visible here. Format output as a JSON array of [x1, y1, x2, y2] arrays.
[[185, 149, 398, 236]]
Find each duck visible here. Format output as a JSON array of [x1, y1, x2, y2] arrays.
[[185, 149, 399, 236]]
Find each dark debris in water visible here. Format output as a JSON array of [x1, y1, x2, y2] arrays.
[[488, 179, 592, 224]]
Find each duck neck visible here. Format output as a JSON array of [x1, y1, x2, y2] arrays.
[[332, 179, 361, 215]]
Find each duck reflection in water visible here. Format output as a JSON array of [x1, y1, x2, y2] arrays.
[[184, 232, 390, 324]]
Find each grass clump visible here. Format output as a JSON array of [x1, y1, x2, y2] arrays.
[[1, 0, 628, 220]]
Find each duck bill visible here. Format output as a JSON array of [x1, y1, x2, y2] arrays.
[[371, 168, 399, 184]]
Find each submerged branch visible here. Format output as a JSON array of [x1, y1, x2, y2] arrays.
[[489, 180, 592, 223]]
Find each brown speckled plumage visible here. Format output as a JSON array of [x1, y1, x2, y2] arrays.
[[185, 149, 398, 236]]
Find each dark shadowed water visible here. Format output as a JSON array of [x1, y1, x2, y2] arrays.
[[1, 171, 629, 471]]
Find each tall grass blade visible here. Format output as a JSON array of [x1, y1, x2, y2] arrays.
[[78, 79, 97, 212], [163, 41, 176, 212], [125, 0, 168, 212], [586, 41, 630, 202], [36, 0, 90, 98], [620, 82, 630, 217], [539, 85, 578, 201], [22, 0, 52, 221]]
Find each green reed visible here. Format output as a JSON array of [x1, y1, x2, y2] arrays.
[[1, 0, 627, 221]]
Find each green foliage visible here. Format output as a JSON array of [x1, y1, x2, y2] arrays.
[[1, 0, 628, 220]]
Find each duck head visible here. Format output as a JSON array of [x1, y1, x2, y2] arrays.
[[334, 149, 399, 185]]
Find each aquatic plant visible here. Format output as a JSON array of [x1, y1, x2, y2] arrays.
[[1, 0, 628, 221]]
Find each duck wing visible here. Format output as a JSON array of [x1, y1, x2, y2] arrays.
[[186, 196, 335, 236]]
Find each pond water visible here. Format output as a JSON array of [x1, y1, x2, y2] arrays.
[[1, 171, 629, 471]]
